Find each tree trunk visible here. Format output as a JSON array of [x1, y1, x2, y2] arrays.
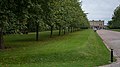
[[73, 27, 75, 32], [50, 26, 53, 38], [0, 27, 4, 49], [64, 28, 66, 35], [71, 27, 72, 32], [59, 26, 61, 36], [72, 27, 73, 32], [36, 23, 39, 41], [68, 27, 69, 33]]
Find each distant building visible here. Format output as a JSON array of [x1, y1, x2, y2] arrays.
[[89, 20, 104, 29]]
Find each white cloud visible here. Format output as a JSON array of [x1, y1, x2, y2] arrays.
[[81, 0, 120, 24]]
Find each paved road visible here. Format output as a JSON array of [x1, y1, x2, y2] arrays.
[[97, 30, 120, 67]]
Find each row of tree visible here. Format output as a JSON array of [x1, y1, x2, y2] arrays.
[[0, 0, 90, 49], [108, 5, 120, 29]]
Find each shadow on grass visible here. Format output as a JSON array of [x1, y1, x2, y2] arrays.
[[6, 30, 74, 42], [4, 30, 72, 49]]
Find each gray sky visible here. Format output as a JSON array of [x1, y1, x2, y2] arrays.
[[81, 0, 120, 25]]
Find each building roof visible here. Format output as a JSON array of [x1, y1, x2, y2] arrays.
[[89, 20, 104, 22]]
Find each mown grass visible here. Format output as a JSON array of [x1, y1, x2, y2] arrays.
[[0, 29, 110, 67]]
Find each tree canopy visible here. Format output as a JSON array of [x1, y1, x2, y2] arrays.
[[108, 5, 120, 29]]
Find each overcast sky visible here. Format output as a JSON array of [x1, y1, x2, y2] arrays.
[[81, 0, 120, 24]]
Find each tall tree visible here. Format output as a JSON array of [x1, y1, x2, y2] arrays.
[[41, 0, 56, 37], [0, 0, 31, 49], [0, 15, 5, 49], [26, 0, 43, 41], [108, 5, 120, 29]]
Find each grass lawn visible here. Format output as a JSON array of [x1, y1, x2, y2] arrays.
[[110, 29, 120, 32], [0, 29, 110, 67]]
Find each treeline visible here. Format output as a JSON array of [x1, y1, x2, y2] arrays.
[[108, 5, 120, 29], [0, 0, 89, 49]]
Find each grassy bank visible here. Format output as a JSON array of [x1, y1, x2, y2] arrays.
[[0, 29, 110, 67], [110, 29, 120, 32]]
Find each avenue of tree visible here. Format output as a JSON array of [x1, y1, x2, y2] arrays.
[[0, 0, 90, 49], [108, 5, 120, 29]]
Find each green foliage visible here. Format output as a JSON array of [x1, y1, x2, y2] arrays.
[[108, 5, 120, 29], [0, 0, 30, 34], [0, 0, 89, 33]]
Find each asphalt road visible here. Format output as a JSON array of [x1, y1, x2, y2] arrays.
[[97, 30, 120, 67]]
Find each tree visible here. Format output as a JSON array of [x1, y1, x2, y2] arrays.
[[108, 5, 120, 29], [0, 0, 13, 49], [0, 0, 31, 49], [0, 15, 5, 49], [41, 0, 56, 37]]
